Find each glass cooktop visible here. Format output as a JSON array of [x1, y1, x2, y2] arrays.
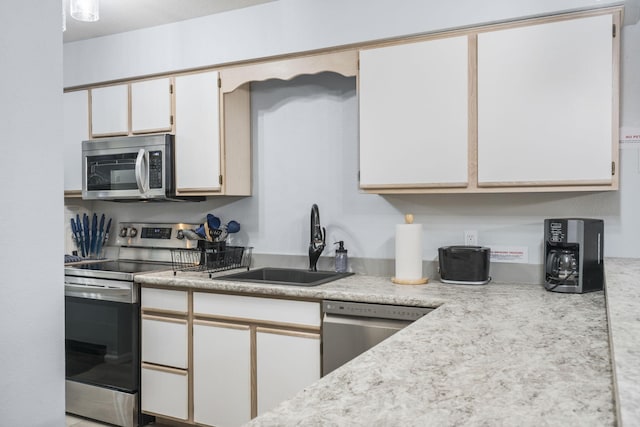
[[65, 260, 173, 281]]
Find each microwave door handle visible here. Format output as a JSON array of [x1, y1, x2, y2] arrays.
[[135, 148, 148, 193]]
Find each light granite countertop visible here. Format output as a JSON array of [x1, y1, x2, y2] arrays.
[[135, 259, 638, 426], [604, 258, 640, 427]]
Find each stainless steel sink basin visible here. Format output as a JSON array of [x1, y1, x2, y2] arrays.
[[218, 267, 353, 287]]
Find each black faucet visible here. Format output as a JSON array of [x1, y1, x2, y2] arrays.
[[309, 204, 326, 272]]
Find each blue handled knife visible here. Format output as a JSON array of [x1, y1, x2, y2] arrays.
[[75, 214, 85, 257], [95, 214, 106, 258], [90, 213, 98, 257], [102, 218, 111, 246], [70, 218, 84, 257], [83, 214, 90, 256], [102, 218, 112, 250]]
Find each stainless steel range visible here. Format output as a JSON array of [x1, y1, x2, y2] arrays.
[[64, 222, 197, 427]]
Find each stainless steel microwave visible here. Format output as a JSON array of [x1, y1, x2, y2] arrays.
[[82, 134, 176, 201]]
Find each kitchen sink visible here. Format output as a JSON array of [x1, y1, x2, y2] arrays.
[[217, 267, 353, 287]]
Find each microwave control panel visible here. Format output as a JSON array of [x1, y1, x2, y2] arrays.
[[149, 150, 163, 189]]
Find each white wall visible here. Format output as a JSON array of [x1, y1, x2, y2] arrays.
[[64, 0, 640, 274], [0, 1, 65, 426]]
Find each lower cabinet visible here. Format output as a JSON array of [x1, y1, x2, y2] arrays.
[[193, 321, 252, 427], [256, 327, 321, 415], [140, 287, 321, 427], [141, 315, 188, 369], [140, 288, 189, 421], [141, 364, 189, 420]]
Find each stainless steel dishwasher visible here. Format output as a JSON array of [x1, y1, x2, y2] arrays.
[[322, 300, 433, 376]]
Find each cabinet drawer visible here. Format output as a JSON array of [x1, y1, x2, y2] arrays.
[[141, 364, 188, 420], [141, 288, 188, 313], [141, 316, 188, 368], [193, 292, 321, 327]]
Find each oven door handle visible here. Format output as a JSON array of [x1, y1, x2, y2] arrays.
[[135, 148, 148, 194], [65, 283, 135, 303]]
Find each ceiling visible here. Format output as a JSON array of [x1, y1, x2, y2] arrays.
[[63, 0, 275, 43]]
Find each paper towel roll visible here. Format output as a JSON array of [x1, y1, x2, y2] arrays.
[[394, 223, 424, 282]]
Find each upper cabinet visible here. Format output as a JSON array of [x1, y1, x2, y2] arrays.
[[359, 36, 469, 189], [76, 73, 250, 197], [131, 78, 173, 134], [63, 90, 89, 195], [174, 70, 252, 196], [90, 77, 173, 138], [477, 14, 615, 188], [90, 84, 129, 137], [359, 9, 620, 194], [174, 71, 222, 194]]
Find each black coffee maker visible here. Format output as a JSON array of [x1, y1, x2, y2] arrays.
[[544, 218, 604, 293]]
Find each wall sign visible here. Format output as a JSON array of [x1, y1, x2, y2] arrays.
[[620, 127, 640, 143]]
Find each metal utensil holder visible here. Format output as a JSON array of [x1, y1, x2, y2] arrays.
[[171, 242, 252, 277]]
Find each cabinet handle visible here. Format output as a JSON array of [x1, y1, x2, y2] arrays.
[[142, 363, 187, 375], [142, 314, 187, 324]]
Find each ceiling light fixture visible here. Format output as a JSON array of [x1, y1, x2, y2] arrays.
[[70, 0, 100, 22]]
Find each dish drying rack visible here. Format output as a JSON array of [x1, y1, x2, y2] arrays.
[[171, 242, 252, 277]]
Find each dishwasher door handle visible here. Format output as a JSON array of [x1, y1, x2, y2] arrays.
[[322, 313, 412, 331]]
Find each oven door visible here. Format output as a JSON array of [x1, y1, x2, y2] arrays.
[[65, 278, 139, 392], [65, 277, 140, 427], [81, 134, 172, 200]]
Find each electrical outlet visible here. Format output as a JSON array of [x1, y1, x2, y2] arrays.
[[464, 230, 478, 246]]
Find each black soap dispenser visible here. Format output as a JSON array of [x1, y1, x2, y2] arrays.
[[334, 241, 348, 273]]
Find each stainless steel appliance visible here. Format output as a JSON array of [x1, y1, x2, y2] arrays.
[[322, 300, 432, 376], [64, 222, 197, 427], [544, 218, 604, 293], [438, 246, 491, 285], [82, 134, 199, 201]]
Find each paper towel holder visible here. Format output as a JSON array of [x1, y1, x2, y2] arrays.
[[391, 213, 428, 285]]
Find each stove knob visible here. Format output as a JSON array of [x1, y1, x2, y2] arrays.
[[176, 230, 185, 240], [129, 227, 138, 238], [119, 227, 128, 238]]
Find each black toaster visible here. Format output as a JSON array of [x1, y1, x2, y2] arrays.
[[438, 246, 491, 285]]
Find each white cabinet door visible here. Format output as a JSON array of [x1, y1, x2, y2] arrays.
[[131, 77, 173, 134], [141, 316, 188, 369], [90, 84, 128, 136], [141, 365, 188, 420], [359, 36, 469, 188], [477, 14, 614, 186], [174, 71, 221, 193], [63, 90, 88, 193], [193, 321, 251, 427], [256, 328, 320, 416]]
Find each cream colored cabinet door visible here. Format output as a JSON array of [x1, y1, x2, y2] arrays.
[[90, 84, 128, 137], [359, 35, 469, 189], [141, 315, 188, 369], [256, 328, 321, 416], [63, 90, 88, 194], [141, 365, 188, 420], [131, 77, 173, 134], [174, 71, 221, 193], [477, 14, 615, 187], [193, 321, 251, 427]]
